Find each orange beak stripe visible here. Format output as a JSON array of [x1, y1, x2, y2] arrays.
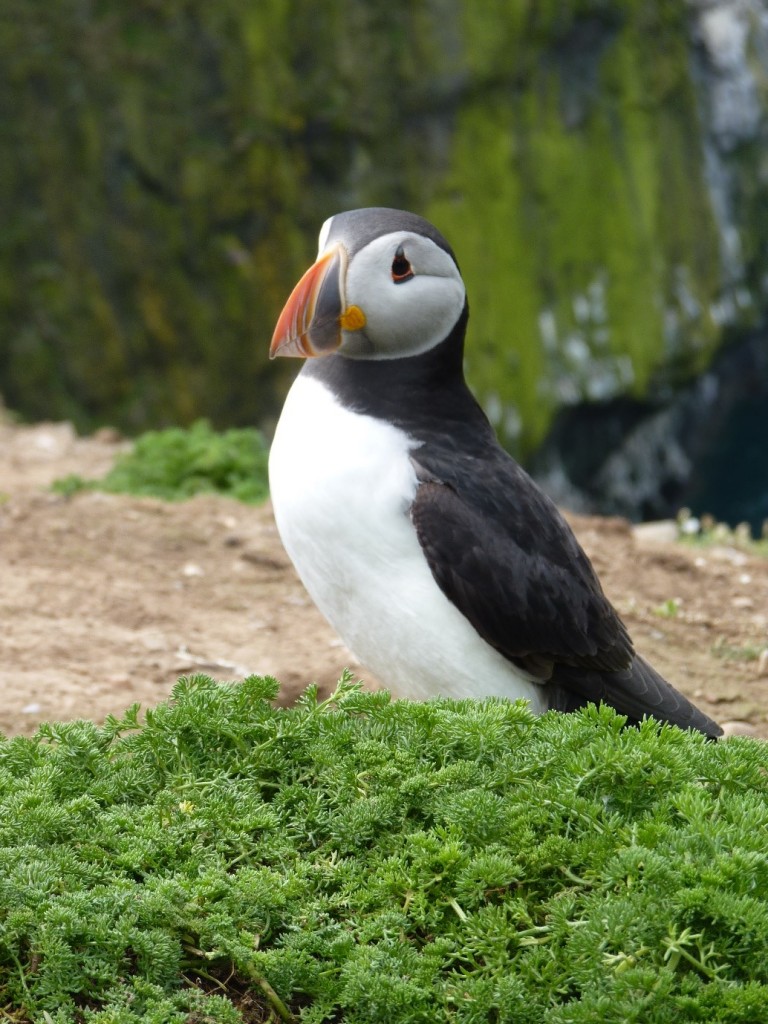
[[270, 245, 365, 359]]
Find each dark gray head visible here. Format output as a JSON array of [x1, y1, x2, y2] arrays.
[[319, 207, 459, 264], [270, 207, 466, 361]]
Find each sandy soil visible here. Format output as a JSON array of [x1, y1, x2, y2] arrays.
[[1, 415, 766, 739]]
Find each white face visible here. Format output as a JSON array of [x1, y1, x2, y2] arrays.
[[319, 228, 466, 360]]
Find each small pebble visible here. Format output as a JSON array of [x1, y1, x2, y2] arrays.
[[720, 721, 759, 738], [93, 426, 123, 444], [632, 521, 678, 545]]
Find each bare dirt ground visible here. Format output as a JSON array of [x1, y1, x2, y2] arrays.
[[1, 414, 767, 739]]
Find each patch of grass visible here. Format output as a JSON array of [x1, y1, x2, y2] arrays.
[[53, 420, 269, 503], [711, 638, 764, 663], [1, 675, 767, 1022], [654, 597, 681, 618], [677, 510, 768, 557]]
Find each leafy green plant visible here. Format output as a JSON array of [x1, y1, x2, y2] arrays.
[[654, 597, 681, 619], [53, 420, 269, 503], [1, 675, 767, 1022]]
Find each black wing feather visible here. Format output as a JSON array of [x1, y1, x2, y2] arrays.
[[548, 656, 722, 736], [409, 455, 634, 677], [409, 453, 722, 737]]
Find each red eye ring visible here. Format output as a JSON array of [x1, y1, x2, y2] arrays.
[[391, 245, 414, 283]]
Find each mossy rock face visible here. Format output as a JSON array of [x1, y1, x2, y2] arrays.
[[1, 2, 765, 454], [427, 1, 741, 454]]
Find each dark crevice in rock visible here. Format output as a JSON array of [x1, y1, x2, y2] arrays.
[[531, 331, 768, 532]]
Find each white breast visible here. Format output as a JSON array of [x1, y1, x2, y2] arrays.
[[268, 372, 547, 711]]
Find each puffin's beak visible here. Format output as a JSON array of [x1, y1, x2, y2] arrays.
[[270, 244, 366, 359]]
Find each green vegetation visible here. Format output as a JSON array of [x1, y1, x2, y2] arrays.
[[1, 674, 767, 1022], [676, 511, 768, 557], [53, 420, 269, 503], [653, 597, 681, 619], [710, 639, 764, 664]]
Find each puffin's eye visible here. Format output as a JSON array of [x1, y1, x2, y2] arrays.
[[391, 245, 414, 283]]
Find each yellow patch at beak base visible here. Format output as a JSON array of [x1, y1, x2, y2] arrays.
[[339, 305, 366, 331]]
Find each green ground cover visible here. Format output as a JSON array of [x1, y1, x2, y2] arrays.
[[1, 675, 766, 1022]]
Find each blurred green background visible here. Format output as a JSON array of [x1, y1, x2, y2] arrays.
[[1, 0, 766, 524]]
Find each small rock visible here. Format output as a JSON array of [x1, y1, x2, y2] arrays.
[[23, 422, 76, 459], [93, 426, 123, 444], [108, 673, 132, 686], [632, 520, 678, 545], [731, 596, 754, 609], [757, 649, 768, 678], [720, 720, 759, 738], [240, 549, 289, 570], [141, 633, 168, 652], [702, 692, 737, 705], [181, 562, 204, 577], [709, 546, 748, 566], [22, 702, 42, 714]]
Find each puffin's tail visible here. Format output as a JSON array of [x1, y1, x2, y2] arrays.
[[547, 655, 722, 738]]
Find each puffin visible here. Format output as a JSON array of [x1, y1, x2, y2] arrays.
[[268, 207, 722, 738]]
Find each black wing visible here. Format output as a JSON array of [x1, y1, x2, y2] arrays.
[[548, 655, 722, 736], [409, 453, 633, 679], [409, 453, 721, 736]]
